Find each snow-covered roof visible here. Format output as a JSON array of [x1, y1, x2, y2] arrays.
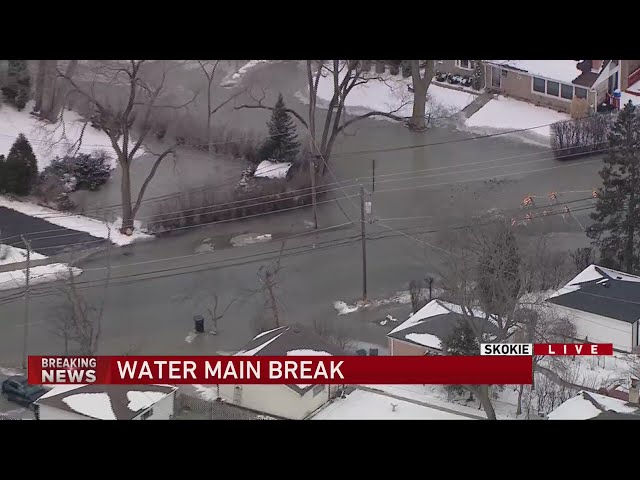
[[234, 324, 347, 395], [546, 264, 640, 323], [487, 60, 581, 84], [311, 388, 472, 420], [254, 160, 292, 179], [34, 384, 177, 420], [387, 299, 497, 350], [547, 391, 639, 420]]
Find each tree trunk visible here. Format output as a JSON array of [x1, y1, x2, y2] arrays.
[[516, 384, 524, 416], [207, 78, 213, 158], [625, 188, 635, 273], [49, 60, 78, 122], [120, 162, 134, 233], [476, 385, 497, 419], [40, 60, 59, 120], [409, 60, 435, 132], [266, 271, 279, 327], [34, 60, 46, 113]]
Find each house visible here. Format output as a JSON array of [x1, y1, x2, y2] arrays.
[[217, 324, 347, 420], [546, 264, 640, 353], [33, 384, 178, 420], [387, 299, 498, 356], [437, 60, 640, 114], [547, 390, 640, 420], [310, 387, 475, 420]]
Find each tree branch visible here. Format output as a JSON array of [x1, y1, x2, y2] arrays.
[[132, 146, 176, 217]]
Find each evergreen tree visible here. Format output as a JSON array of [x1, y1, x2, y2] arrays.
[[258, 93, 300, 163], [5, 134, 38, 195], [587, 101, 640, 274], [472, 60, 484, 91], [443, 321, 481, 356], [476, 224, 521, 318], [1, 60, 31, 111]]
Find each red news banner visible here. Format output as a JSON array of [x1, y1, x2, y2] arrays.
[[27, 343, 612, 386]]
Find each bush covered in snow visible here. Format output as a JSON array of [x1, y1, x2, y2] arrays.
[[550, 112, 616, 159], [42, 150, 112, 192]]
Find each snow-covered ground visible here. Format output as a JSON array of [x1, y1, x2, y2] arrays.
[[0, 244, 47, 265], [298, 66, 477, 122], [0, 101, 143, 171], [334, 287, 443, 315], [221, 60, 274, 87], [464, 95, 571, 138], [312, 388, 472, 420], [0, 196, 154, 246], [0, 263, 82, 291]]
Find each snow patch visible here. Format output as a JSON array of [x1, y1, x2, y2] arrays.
[[304, 66, 476, 123], [254, 160, 292, 179], [221, 60, 272, 87], [193, 384, 218, 401], [333, 288, 442, 316], [465, 95, 570, 138], [487, 60, 581, 84], [230, 233, 272, 247], [0, 196, 154, 246], [547, 391, 638, 420], [62, 392, 117, 420], [0, 244, 47, 266], [404, 332, 442, 349], [0, 263, 82, 291], [333, 300, 360, 315], [0, 101, 144, 171], [235, 331, 286, 356], [312, 389, 471, 420], [126, 391, 167, 412], [287, 349, 332, 356]]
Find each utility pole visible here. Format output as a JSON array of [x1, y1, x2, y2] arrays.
[[372, 159, 376, 192], [309, 153, 318, 229], [360, 185, 367, 300], [21, 236, 31, 370]]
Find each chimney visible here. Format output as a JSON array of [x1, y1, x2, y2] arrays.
[[630, 377, 639, 405], [591, 60, 603, 73]]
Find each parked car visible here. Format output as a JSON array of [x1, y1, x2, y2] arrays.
[[1, 375, 48, 408]]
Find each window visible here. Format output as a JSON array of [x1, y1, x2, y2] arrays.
[[456, 60, 475, 70], [561, 83, 574, 100], [533, 77, 545, 93], [546, 81, 560, 96], [501, 69, 508, 77], [312, 385, 325, 397], [140, 408, 154, 420], [575, 87, 587, 99]]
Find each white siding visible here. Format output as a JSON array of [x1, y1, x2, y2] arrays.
[[133, 391, 176, 420], [217, 384, 330, 420], [551, 304, 634, 352], [36, 404, 92, 420]]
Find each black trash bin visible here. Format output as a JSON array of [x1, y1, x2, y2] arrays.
[[356, 349, 368, 356], [194, 315, 205, 333], [369, 348, 378, 356]]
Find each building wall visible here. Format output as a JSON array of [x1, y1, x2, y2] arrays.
[[36, 404, 93, 420], [133, 391, 176, 420], [435, 60, 477, 77], [621, 60, 640, 90], [389, 337, 429, 356], [217, 384, 330, 420], [484, 63, 596, 113], [550, 304, 634, 352]]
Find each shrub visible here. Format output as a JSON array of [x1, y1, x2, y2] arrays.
[[1, 60, 31, 111], [550, 112, 616, 159], [41, 150, 112, 193], [0, 154, 5, 193]]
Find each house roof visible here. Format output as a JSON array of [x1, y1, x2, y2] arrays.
[[546, 265, 640, 324], [547, 390, 640, 420], [235, 324, 347, 395], [572, 71, 600, 87], [387, 299, 499, 350], [34, 384, 177, 420], [487, 60, 581, 84], [310, 388, 473, 420]]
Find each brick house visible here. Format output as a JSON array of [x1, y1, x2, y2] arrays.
[[387, 299, 498, 356]]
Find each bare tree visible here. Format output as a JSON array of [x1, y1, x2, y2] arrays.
[[246, 241, 287, 331], [201, 293, 237, 334], [196, 60, 245, 158], [55, 60, 198, 233], [408, 60, 436, 131], [570, 247, 594, 274], [237, 60, 408, 173], [312, 317, 353, 351]]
